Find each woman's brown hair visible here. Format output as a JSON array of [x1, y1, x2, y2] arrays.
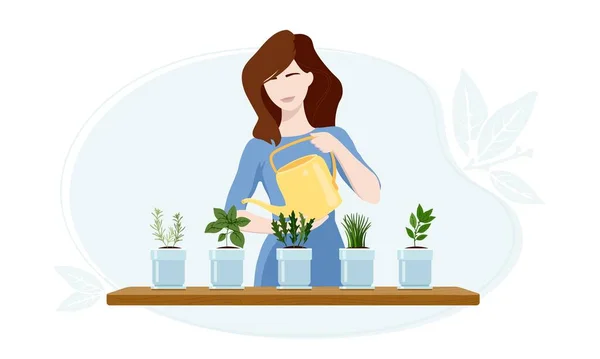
[[242, 30, 343, 146]]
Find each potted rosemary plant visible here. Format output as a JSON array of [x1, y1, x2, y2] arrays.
[[150, 208, 186, 289], [272, 211, 315, 289], [339, 213, 374, 289], [399, 204, 436, 289], [205, 205, 250, 289]]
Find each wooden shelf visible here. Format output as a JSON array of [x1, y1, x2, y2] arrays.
[[106, 286, 479, 306]]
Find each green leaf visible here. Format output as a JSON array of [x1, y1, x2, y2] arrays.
[[416, 204, 426, 221], [236, 217, 250, 227], [230, 231, 245, 248], [271, 220, 285, 243], [215, 219, 229, 228], [288, 211, 299, 244], [423, 208, 433, 218], [228, 222, 240, 232], [227, 205, 237, 221], [409, 213, 417, 228], [417, 223, 431, 233], [405, 227, 415, 239], [204, 222, 222, 233], [214, 208, 227, 220], [278, 213, 288, 236], [218, 233, 226, 242], [416, 234, 427, 241], [422, 216, 436, 223]]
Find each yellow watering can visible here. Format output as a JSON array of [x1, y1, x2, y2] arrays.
[[241, 135, 342, 220]]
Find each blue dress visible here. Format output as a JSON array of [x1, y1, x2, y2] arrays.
[[224, 126, 380, 286]]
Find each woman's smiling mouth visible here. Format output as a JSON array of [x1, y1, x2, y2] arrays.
[[280, 96, 295, 103]]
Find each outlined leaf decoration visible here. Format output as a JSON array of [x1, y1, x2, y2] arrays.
[[490, 171, 543, 204], [477, 92, 537, 162], [453, 70, 488, 156], [55, 266, 103, 294], [57, 292, 101, 311], [55, 266, 104, 312]]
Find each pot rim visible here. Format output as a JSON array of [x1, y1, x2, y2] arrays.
[[209, 248, 245, 260]]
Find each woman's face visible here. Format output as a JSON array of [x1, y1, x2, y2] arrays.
[[263, 60, 314, 112]]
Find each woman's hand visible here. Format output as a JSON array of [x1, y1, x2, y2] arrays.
[[312, 215, 329, 229], [311, 132, 343, 154], [311, 131, 381, 204]]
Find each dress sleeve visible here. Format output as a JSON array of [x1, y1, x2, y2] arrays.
[[333, 127, 381, 190], [224, 140, 263, 211]]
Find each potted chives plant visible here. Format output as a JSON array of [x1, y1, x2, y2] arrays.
[[149, 208, 187, 289], [339, 213, 374, 289], [272, 211, 315, 289], [204, 205, 249, 289], [399, 204, 436, 289]]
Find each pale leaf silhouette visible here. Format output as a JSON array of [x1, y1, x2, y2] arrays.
[[477, 92, 537, 162], [57, 292, 101, 312], [490, 171, 543, 204], [55, 266, 103, 294], [453, 70, 488, 156]]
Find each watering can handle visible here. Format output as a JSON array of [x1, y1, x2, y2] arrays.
[[269, 135, 337, 185]]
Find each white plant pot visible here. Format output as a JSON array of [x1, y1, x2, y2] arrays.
[[276, 248, 312, 289], [339, 248, 375, 289], [209, 248, 244, 289], [151, 248, 186, 289], [397, 248, 433, 289]]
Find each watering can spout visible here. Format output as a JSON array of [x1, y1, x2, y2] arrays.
[[241, 198, 287, 216], [239, 135, 342, 220]]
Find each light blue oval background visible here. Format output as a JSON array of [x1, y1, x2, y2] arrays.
[[67, 49, 521, 337]]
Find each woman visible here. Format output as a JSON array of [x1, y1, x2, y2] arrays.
[[224, 30, 381, 286]]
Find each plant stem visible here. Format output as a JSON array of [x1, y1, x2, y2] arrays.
[[414, 221, 420, 247], [226, 229, 230, 247]]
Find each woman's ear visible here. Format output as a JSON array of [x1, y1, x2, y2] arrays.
[[306, 71, 314, 86]]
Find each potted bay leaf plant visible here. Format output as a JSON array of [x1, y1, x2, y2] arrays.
[[272, 211, 315, 289], [150, 208, 187, 289], [205, 205, 249, 289], [398, 204, 436, 289], [339, 213, 375, 289]]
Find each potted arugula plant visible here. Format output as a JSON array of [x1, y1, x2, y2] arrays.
[[399, 204, 436, 289], [204, 205, 250, 289], [150, 208, 186, 289], [272, 211, 315, 289], [339, 213, 374, 289]]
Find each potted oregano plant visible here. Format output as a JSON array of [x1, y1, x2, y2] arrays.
[[204, 205, 250, 289], [398, 204, 436, 289], [339, 213, 375, 289], [272, 211, 315, 289], [150, 208, 186, 289]]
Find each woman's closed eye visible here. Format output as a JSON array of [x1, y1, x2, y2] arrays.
[[285, 73, 300, 77]]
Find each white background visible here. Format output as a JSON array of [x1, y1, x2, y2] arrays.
[[1, 0, 599, 357]]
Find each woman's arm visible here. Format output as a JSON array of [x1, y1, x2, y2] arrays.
[[237, 210, 274, 234], [311, 130, 381, 204]]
